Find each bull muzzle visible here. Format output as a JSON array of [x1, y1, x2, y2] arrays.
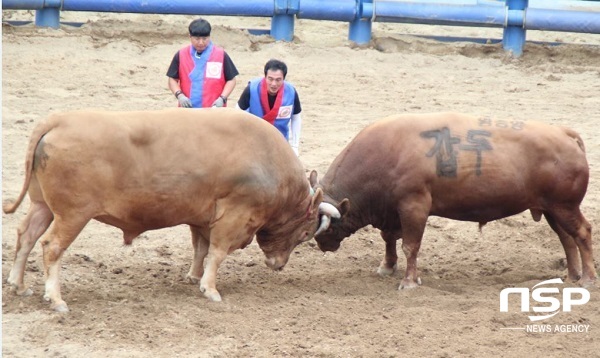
[[265, 257, 286, 271]]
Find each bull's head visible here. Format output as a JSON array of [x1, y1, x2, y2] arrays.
[[313, 198, 351, 252], [257, 186, 324, 271], [309, 170, 352, 252]]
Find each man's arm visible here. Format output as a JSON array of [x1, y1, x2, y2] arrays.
[[236, 84, 252, 111], [289, 113, 302, 156], [166, 52, 182, 96], [220, 52, 239, 101], [220, 78, 237, 100], [168, 77, 182, 95]]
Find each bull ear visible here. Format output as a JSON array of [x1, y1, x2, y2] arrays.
[[339, 198, 350, 217], [310, 188, 323, 214], [309, 170, 318, 188]]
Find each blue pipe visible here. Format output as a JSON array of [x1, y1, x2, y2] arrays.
[[526, 8, 600, 33], [35, 6, 60, 28], [297, 0, 357, 22], [270, 0, 298, 41], [271, 14, 295, 41], [3, 0, 600, 56], [67, 0, 275, 16], [529, 0, 600, 11], [503, 0, 527, 57], [373, 2, 507, 27], [3, 0, 61, 10], [5, 0, 600, 27], [349, 0, 373, 43], [376, 0, 600, 11], [7, 0, 277, 16]]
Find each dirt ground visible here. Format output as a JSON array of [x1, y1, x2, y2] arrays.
[[2, 10, 600, 358]]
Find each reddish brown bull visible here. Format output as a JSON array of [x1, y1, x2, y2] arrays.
[[4, 108, 323, 312], [311, 112, 597, 290]]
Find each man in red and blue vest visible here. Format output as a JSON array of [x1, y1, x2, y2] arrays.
[[167, 18, 238, 108], [237, 59, 303, 156]]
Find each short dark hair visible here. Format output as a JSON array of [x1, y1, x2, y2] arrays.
[[264, 59, 288, 79], [189, 18, 211, 37]]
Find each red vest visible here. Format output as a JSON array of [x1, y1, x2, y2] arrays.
[[178, 43, 226, 108]]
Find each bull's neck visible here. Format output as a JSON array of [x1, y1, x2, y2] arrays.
[[346, 196, 387, 232], [265, 180, 313, 232], [321, 189, 370, 237], [324, 183, 393, 235]]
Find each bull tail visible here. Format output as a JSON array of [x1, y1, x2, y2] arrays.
[[563, 127, 585, 153], [3, 117, 58, 214]]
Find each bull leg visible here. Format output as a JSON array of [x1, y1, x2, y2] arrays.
[[186, 225, 210, 284], [41, 216, 88, 312], [550, 208, 597, 286], [398, 196, 430, 289], [7, 201, 53, 296], [197, 218, 239, 302], [544, 213, 582, 282], [377, 230, 401, 276], [198, 208, 258, 302], [199, 242, 228, 302]]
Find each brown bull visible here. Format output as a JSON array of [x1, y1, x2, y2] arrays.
[[3, 108, 323, 312], [310, 112, 597, 290]]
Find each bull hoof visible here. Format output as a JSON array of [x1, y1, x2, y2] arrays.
[[578, 277, 597, 288], [206, 293, 222, 302], [185, 273, 200, 284], [18, 287, 33, 297], [399, 277, 422, 290], [199, 286, 222, 302], [377, 264, 398, 277], [52, 302, 70, 313], [11, 285, 33, 297], [567, 272, 582, 283]]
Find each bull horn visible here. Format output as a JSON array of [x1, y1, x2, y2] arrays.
[[319, 202, 341, 219], [314, 215, 331, 237]]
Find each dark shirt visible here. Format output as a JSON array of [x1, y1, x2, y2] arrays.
[[237, 83, 302, 114], [166, 49, 239, 81]]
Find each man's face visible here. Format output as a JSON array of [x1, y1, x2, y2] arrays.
[[265, 69, 285, 96], [190, 35, 210, 52]]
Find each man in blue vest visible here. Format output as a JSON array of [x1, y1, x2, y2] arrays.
[[237, 59, 303, 156]]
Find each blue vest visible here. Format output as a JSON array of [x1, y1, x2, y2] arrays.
[[248, 78, 296, 140]]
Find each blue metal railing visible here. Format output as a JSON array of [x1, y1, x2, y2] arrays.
[[3, 0, 599, 57]]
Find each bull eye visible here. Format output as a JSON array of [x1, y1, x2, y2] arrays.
[[301, 231, 309, 240]]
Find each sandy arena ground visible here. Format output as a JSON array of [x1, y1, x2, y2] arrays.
[[2, 10, 600, 357]]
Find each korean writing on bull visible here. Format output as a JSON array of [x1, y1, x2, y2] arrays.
[[420, 127, 492, 177], [478, 116, 524, 130]]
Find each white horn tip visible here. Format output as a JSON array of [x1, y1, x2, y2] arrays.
[[314, 215, 331, 237], [319, 202, 341, 219]]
